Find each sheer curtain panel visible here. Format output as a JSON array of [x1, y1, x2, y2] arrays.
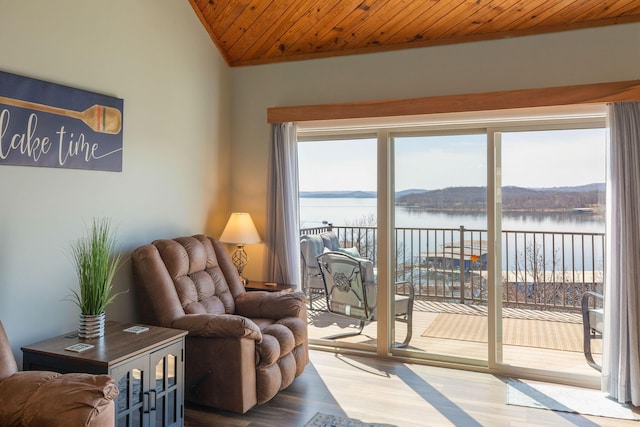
[[604, 101, 640, 405], [266, 122, 301, 287]]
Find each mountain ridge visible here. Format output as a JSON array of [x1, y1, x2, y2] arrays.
[[300, 183, 604, 198], [300, 183, 605, 212]]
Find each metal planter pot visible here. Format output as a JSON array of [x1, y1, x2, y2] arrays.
[[78, 312, 105, 339]]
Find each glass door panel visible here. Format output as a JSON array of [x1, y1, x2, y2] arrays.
[[393, 132, 488, 362], [499, 127, 605, 378], [151, 342, 183, 427], [113, 356, 146, 427], [298, 137, 378, 351]]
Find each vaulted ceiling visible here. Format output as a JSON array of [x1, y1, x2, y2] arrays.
[[188, 0, 640, 67]]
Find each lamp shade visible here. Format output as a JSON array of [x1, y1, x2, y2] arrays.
[[219, 213, 261, 244]]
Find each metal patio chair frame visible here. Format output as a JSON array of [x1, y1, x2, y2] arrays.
[[317, 251, 414, 347], [581, 290, 604, 371]]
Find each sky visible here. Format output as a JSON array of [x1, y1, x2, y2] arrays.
[[298, 128, 606, 192]]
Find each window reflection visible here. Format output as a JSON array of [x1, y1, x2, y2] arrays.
[[155, 358, 165, 391], [116, 373, 129, 412], [168, 354, 176, 387], [132, 369, 143, 403]]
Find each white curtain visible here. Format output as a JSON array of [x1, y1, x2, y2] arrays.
[[265, 122, 301, 286], [603, 101, 640, 406]]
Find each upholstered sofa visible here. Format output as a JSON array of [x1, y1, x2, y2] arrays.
[[0, 321, 117, 427], [131, 234, 308, 414]]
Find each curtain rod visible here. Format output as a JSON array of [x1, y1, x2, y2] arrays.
[[267, 80, 640, 123]]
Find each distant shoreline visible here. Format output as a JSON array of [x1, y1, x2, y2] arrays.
[[399, 206, 605, 214], [300, 183, 605, 199], [301, 184, 605, 213]]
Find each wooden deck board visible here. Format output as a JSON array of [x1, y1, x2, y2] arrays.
[[307, 299, 601, 377]]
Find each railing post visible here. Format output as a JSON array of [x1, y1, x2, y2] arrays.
[[459, 225, 465, 304]]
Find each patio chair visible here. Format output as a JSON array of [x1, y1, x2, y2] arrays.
[[317, 251, 414, 347], [581, 290, 603, 371], [300, 231, 341, 309]]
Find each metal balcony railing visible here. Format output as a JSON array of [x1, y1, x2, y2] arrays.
[[301, 224, 604, 311]]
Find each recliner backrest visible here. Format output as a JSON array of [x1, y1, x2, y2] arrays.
[[131, 234, 246, 327]]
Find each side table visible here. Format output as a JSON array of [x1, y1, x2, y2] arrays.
[[22, 321, 187, 427], [244, 280, 297, 292]]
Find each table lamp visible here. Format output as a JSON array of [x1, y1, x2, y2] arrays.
[[219, 212, 261, 284]]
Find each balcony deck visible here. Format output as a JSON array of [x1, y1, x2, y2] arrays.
[[307, 298, 602, 378]]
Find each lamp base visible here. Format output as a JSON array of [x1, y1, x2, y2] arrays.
[[231, 245, 249, 285]]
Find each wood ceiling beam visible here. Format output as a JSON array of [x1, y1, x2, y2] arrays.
[[267, 80, 640, 123]]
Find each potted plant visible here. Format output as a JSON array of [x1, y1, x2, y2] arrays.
[[66, 218, 125, 339]]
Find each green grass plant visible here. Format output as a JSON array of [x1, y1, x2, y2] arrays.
[[67, 218, 125, 315]]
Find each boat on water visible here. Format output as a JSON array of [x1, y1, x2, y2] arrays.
[[420, 240, 488, 270]]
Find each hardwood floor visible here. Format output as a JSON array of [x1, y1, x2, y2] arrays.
[[185, 349, 638, 427]]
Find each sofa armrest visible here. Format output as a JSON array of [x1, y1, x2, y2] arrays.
[[235, 291, 306, 320], [171, 313, 262, 340], [0, 371, 116, 427]]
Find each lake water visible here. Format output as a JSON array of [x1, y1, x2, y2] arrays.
[[301, 197, 605, 271], [300, 197, 605, 233]]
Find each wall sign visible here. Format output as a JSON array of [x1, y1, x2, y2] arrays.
[[0, 70, 123, 172]]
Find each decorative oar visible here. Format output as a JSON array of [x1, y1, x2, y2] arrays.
[[0, 95, 121, 135]]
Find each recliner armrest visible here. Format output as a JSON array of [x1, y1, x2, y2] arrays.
[[0, 371, 116, 427], [235, 291, 306, 320], [171, 313, 262, 340]]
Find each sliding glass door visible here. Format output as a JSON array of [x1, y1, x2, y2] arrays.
[[298, 136, 379, 351], [392, 131, 488, 363], [298, 108, 607, 384], [497, 126, 606, 378]]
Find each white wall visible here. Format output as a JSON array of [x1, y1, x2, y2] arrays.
[[229, 23, 640, 280], [0, 0, 231, 363]]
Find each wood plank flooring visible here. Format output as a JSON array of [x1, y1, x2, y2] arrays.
[[185, 349, 638, 427]]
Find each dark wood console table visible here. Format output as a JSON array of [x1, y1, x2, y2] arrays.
[[22, 321, 187, 427]]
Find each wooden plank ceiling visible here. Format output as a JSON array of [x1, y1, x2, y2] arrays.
[[188, 0, 640, 67]]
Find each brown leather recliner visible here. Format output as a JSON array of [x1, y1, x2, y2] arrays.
[[0, 321, 117, 427], [131, 234, 308, 414]]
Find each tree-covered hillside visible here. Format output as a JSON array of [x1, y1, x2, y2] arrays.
[[395, 185, 604, 212]]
